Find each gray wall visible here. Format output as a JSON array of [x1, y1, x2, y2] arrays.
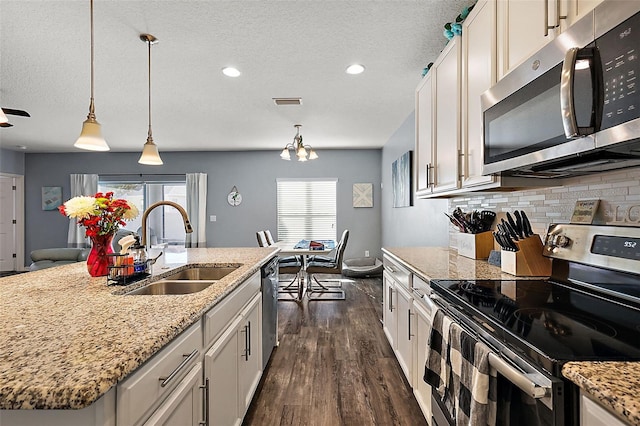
[[24, 149, 382, 263], [0, 148, 25, 175], [381, 112, 449, 248]]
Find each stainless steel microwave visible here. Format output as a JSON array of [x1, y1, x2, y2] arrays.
[[482, 0, 640, 178]]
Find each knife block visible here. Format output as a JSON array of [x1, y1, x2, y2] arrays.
[[501, 234, 552, 277], [458, 231, 494, 259]]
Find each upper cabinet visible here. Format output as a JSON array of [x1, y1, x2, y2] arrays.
[[461, 0, 498, 188], [497, 0, 604, 79], [415, 37, 461, 197], [416, 0, 602, 199]]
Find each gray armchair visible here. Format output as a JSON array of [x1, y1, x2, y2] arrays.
[[29, 248, 89, 271]]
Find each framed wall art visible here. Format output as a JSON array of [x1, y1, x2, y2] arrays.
[[353, 183, 373, 208], [392, 151, 412, 208], [42, 186, 62, 211]]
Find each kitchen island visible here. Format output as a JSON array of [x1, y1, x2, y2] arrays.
[[0, 247, 278, 423]]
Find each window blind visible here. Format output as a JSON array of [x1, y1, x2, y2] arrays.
[[277, 179, 337, 244]]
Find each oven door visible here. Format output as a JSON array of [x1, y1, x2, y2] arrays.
[[429, 299, 567, 426]]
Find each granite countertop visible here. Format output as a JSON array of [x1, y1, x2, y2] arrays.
[[382, 246, 527, 281], [0, 247, 278, 410], [384, 246, 640, 426], [563, 362, 640, 425]]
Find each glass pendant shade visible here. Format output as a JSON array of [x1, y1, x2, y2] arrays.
[[280, 148, 291, 160], [308, 149, 319, 160], [296, 145, 307, 159], [74, 116, 109, 151], [0, 109, 8, 124], [138, 137, 163, 165]]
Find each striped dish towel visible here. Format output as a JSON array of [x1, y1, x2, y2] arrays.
[[448, 322, 497, 426], [424, 308, 453, 398]]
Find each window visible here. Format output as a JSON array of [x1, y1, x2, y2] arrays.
[[98, 178, 186, 247], [276, 179, 337, 244]]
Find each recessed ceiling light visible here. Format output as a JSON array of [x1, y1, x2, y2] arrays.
[[346, 64, 365, 75], [222, 67, 241, 77], [16, 145, 27, 150]]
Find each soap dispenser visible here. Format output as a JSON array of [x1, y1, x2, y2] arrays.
[[130, 236, 148, 273]]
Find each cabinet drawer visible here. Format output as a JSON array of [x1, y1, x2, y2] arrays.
[[203, 271, 260, 349], [117, 321, 201, 426], [383, 255, 411, 290]]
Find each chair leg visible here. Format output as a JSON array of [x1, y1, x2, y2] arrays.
[[306, 273, 345, 300], [278, 273, 303, 301]]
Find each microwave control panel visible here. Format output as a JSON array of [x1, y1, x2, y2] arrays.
[[599, 11, 640, 129]]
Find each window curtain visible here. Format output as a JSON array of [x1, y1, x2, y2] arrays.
[[185, 173, 207, 248], [67, 173, 98, 248]]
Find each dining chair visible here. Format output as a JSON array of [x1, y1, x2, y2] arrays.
[[256, 231, 269, 247], [264, 230, 276, 246], [305, 229, 349, 300]]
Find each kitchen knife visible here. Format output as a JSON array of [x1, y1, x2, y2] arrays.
[[513, 210, 525, 239], [506, 212, 518, 237], [520, 210, 533, 237], [501, 218, 519, 241], [493, 232, 508, 250], [445, 213, 465, 233]]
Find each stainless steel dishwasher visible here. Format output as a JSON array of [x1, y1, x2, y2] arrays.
[[261, 257, 278, 368]]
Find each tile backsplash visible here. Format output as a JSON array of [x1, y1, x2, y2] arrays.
[[448, 168, 640, 249]]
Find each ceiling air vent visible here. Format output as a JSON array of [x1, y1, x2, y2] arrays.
[[273, 97, 302, 106]]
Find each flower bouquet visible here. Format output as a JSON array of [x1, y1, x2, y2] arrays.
[[59, 192, 139, 277]]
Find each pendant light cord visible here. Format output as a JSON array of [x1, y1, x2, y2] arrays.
[[147, 38, 153, 139], [88, 0, 95, 116]]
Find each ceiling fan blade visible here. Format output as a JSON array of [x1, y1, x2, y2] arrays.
[[0, 122, 14, 128], [1, 108, 30, 117]]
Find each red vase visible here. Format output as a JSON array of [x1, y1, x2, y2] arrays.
[[87, 234, 114, 277]]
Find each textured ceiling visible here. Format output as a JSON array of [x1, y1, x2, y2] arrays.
[[0, 0, 470, 154]]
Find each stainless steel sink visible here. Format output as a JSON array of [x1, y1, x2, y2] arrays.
[[125, 280, 216, 295], [124, 265, 241, 295], [162, 265, 240, 281]]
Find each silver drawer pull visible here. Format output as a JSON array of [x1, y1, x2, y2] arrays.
[[488, 353, 549, 399], [159, 349, 199, 388]]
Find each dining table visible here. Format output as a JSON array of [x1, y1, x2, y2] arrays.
[[273, 239, 335, 301]]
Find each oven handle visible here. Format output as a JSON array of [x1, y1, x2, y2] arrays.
[[488, 353, 549, 399]]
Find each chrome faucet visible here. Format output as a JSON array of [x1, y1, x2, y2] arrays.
[[140, 201, 194, 247]]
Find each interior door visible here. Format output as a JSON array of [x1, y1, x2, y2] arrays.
[[0, 176, 16, 271]]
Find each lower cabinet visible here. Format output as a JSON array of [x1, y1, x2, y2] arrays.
[[382, 270, 397, 349], [395, 283, 414, 383], [204, 292, 263, 426], [580, 391, 626, 426], [142, 363, 203, 426], [413, 289, 435, 422]]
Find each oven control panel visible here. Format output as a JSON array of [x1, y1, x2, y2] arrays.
[[544, 223, 640, 272]]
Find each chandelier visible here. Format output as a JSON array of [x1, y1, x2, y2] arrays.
[[280, 124, 318, 162]]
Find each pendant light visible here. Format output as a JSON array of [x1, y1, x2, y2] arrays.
[[138, 34, 163, 165], [74, 0, 109, 151], [280, 124, 318, 162]]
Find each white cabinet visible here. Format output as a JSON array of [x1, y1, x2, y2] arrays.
[[238, 292, 263, 414], [415, 71, 434, 195], [143, 363, 203, 426], [412, 276, 436, 423], [205, 292, 262, 426], [497, 0, 603, 79], [383, 270, 397, 349], [433, 36, 462, 194], [580, 391, 627, 426], [415, 36, 463, 198], [461, 0, 498, 189], [117, 322, 202, 426], [395, 283, 414, 383], [497, 0, 558, 79]]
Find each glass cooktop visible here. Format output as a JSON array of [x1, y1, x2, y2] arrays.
[[430, 279, 640, 375]]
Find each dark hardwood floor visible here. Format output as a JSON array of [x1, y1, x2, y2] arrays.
[[243, 275, 428, 426]]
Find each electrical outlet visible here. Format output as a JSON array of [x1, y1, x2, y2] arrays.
[[209, 215, 217, 222], [365, 250, 370, 257]]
